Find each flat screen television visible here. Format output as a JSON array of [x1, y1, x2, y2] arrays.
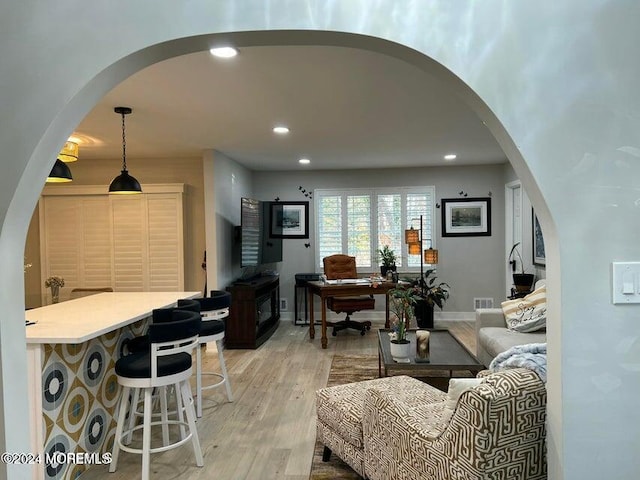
[[240, 197, 282, 267]]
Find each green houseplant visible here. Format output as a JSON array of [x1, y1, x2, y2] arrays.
[[378, 245, 397, 277], [411, 269, 450, 328], [388, 286, 419, 361]]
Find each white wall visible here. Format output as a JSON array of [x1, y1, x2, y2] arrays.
[[1, 2, 640, 479], [204, 150, 253, 291], [253, 164, 507, 315]]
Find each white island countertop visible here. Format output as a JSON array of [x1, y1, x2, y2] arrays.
[[25, 291, 200, 344]]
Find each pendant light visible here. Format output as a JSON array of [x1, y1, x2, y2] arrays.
[[46, 159, 73, 183], [58, 140, 79, 162], [109, 106, 142, 194]]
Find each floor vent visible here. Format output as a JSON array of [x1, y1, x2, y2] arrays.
[[474, 297, 494, 309]]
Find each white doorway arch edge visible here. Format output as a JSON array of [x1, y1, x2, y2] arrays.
[[8, 3, 636, 479]]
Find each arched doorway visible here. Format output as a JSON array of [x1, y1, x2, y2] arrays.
[[0, 3, 580, 476]]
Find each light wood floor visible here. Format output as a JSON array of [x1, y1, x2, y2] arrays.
[[82, 319, 475, 480]]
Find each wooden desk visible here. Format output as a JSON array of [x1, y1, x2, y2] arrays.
[[306, 280, 396, 348]]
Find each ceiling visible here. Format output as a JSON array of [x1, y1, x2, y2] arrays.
[[74, 45, 507, 171]]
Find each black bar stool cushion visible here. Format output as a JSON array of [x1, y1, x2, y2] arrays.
[[126, 308, 200, 355], [200, 319, 224, 336], [205, 291, 231, 310], [116, 351, 193, 379], [115, 313, 201, 379], [177, 298, 201, 313]]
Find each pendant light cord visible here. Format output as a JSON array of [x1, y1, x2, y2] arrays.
[[121, 110, 127, 172]]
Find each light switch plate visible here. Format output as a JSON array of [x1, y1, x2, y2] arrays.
[[612, 262, 640, 304]]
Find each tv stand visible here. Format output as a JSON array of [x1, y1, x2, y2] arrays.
[[226, 276, 280, 349]]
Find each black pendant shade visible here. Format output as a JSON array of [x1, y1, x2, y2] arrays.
[[46, 159, 73, 183], [109, 106, 142, 194], [109, 169, 142, 194]]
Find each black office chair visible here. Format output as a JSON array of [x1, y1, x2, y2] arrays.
[[323, 254, 375, 336], [110, 308, 203, 480]]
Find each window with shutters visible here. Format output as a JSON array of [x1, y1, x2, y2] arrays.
[[315, 187, 435, 271]]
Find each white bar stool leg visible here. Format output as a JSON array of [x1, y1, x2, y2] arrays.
[[142, 388, 153, 480], [180, 379, 204, 466], [196, 342, 203, 418], [160, 386, 169, 446], [124, 387, 140, 445], [109, 386, 130, 472], [216, 338, 233, 402]]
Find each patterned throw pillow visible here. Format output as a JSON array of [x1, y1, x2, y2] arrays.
[[445, 378, 483, 411], [501, 286, 547, 333]]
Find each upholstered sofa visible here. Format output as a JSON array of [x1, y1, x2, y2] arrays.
[[316, 368, 547, 480], [475, 280, 547, 367]]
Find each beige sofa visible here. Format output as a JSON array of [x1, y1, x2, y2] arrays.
[[475, 280, 546, 366]]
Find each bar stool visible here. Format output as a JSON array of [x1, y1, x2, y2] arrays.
[[183, 291, 233, 417], [110, 309, 203, 480]]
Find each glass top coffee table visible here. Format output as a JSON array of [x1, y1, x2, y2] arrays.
[[377, 329, 484, 379]]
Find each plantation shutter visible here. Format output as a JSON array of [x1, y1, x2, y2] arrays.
[[316, 187, 435, 272], [346, 195, 372, 267], [39, 184, 185, 302], [317, 195, 342, 262]]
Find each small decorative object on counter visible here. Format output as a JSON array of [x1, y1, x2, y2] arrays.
[[44, 275, 65, 304], [415, 330, 430, 362]]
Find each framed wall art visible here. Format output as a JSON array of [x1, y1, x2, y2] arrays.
[[532, 209, 546, 266], [269, 201, 309, 239], [441, 197, 492, 237]]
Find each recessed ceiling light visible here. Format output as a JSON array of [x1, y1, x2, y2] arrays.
[[444, 154, 457, 160], [273, 126, 290, 135], [299, 158, 311, 165], [209, 46, 238, 58]]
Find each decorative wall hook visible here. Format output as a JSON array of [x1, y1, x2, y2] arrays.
[[436, 203, 441, 208], [304, 243, 311, 248], [274, 197, 280, 202]]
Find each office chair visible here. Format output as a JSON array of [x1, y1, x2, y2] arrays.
[[323, 254, 375, 336]]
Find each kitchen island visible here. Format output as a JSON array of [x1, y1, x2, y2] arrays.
[[25, 291, 200, 480]]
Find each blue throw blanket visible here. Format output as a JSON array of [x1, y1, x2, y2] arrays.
[[489, 343, 547, 383]]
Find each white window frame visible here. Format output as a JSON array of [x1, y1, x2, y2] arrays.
[[314, 186, 436, 272]]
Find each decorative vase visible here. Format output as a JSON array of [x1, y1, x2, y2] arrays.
[[380, 264, 396, 277], [389, 340, 412, 363], [50, 285, 59, 304], [415, 330, 430, 363], [414, 298, 434, 328]]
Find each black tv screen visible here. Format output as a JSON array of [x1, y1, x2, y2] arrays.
[[240, 198, 282, 267]]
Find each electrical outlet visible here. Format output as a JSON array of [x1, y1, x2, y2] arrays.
[[280, 298, 288, 311]]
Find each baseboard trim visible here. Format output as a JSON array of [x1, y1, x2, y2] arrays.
[[282, 311, 475, 324]]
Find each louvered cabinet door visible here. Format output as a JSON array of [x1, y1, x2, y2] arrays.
[[146, 194, 184, 291], [39, 196, 111, 303], [110, 196, 146, 291], [40, 185, 185, 297]]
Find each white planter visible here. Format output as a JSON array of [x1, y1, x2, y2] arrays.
[[390, 340, 412, 363]]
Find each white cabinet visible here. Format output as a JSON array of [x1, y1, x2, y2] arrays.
[[39, 185, 184, 302]]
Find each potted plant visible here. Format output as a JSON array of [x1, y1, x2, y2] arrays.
[[508, 243, 535, 293], [412, 269, 450, 328], [378, 245, 397, 277], [388, 286, 419, 362]]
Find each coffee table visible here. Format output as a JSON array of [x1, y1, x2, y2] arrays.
[[377, 329, 484, 379]]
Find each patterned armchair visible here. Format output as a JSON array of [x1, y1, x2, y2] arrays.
[[361, 368, 547, 480]]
